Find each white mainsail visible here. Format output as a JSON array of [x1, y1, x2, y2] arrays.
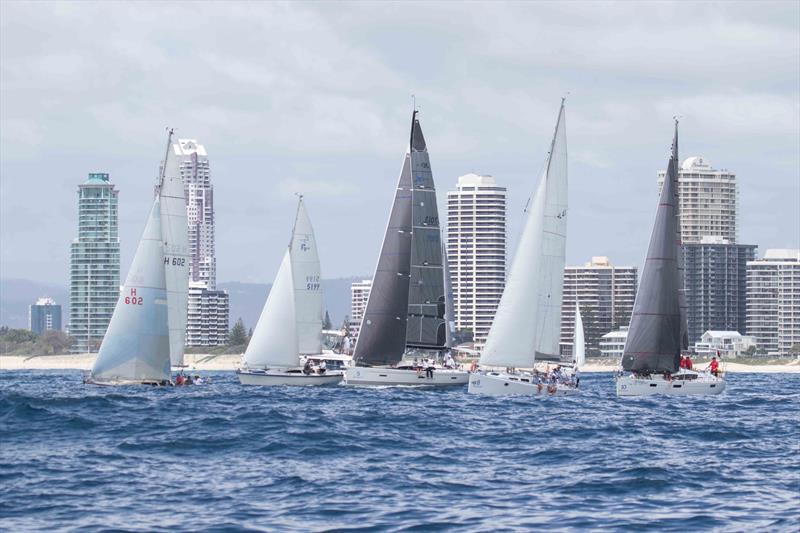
[[290, 197, 323, 355], [90, 199, 171, 383], [574, 302, 585, 369], [159, 133, 190, 367], [480, 100, 568, 368], [244, 249, 299, 369]]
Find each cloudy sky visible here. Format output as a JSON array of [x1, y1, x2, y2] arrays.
[[1, 1, 798, 287]]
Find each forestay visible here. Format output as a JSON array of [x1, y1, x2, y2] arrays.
[[91, 199, 171, 382], [290, 198, 323, 355], [244, 250, 299, 369], [480, 100, 568, 369]]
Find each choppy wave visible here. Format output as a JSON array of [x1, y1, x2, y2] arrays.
[[1, 371, 798, 531]]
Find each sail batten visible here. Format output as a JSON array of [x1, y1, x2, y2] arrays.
[[480, 100, 568, 369]]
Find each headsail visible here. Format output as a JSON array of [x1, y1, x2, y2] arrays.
[[290, 197, 323, 355], [621, 122, 683, 373], [574, 301, 585, 369], [480, 100, 568, 368], [406, 114, 447, 350], [353, 116, 414, 366], [244, 249, 299, 369], [91, 199, 170, 382], [159, 130, 190, 367], [442, 239, 455, 349]]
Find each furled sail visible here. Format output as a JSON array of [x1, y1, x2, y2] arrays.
[[159, 131, 190, 367], [352, 117, 415, 367], [480, 100, 568, 368], [290, 197, 323, 355], [90, 199, 170, 383], [574, 302, 585, 369], [406, 114, 447, 350], [244, 249, 299, 369], [621, 122, 683, 373]]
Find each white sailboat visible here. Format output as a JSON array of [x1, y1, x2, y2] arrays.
[[238, 198, 342, 386], [344, 110, 468, 387], [616, 122, 725, 396], [87, 131, 186, 386], [468, 99, 577, 396], [573, 302, 585, 369]]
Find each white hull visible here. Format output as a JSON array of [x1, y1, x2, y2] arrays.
[[344, 366, 469, 387], [616, 369, 725, 396], [237, 369, 343, 386], [468, 371, 578, 396], [85, 378, 170, 387]]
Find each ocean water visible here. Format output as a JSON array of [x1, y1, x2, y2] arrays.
[[1, 371, 798, 532]]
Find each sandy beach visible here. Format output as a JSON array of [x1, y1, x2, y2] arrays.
[[1, 353, 798, 373]]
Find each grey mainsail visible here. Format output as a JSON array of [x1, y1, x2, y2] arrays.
[[352, 117, 414, 366], [406, 115, 447, 350], [621, 122, 683, 373]]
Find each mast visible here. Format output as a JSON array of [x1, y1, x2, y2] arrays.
[[621, 122, 683, 373]]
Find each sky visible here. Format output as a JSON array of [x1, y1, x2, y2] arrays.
[[1, 1, 798, 288]]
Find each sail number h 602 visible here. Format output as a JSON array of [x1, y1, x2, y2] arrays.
[[123, 288, 143, 305]]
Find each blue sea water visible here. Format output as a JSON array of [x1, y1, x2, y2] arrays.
[[1, 371, 798, 532]]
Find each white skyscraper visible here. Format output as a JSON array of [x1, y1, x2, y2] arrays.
[[446, 173, 507, 348], [171, 139, 229, 346], [657, 156, 738, 245], [349, 280, 372, 340], [746, 249, 800, 356]]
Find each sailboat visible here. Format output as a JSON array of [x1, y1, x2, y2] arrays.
[[237, 197, 343, 386], [573, 302, 585, 369], [468, 99, 577, 396], [87, 130, 187, 386], [344, 110, 469, 387], [616, 122, 725, 396]]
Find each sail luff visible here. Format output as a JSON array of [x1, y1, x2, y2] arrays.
[[442, 239, 455, 349], [91, 199, 171, 382], [290, 197, 324, 355], [574, 301, 585, 368], [621, 123, 683, 373], [673, 123, 689, 351], [244, 249, 299, 368]]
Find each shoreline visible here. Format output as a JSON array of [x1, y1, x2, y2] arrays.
[[1, 354, 798, 374]]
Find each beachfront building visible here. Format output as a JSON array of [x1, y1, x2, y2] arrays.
[[658, 156, 738, 245], [29, 297, 62, 335], [446, 173, 507, 349], [561, 257, 637, 357], [349, 279, 372, 340], [599, 327, 628, 359], [171, 139, 230, 346], [69, 173, 120, 353], [746, 249, 800, 356], [682, 237, 757, 345], [693, 330, 756, 359]]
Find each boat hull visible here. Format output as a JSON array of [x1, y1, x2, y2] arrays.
[[344, 366, 469, 387], [468, 371, 578, 396], [616, 371, 726, 396], [84, 378, 171, 387], [237, 369, 343, 386]]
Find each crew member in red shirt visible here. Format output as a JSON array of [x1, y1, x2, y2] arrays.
[[685, 356, 693, 370], [709, 357, 719, 377], [679, 355, 687, 369]]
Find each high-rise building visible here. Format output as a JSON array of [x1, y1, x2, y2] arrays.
[[171, 139, 230, 346], [69, 173, 120, 353], [658, 156, 738, 244], [746, 249, 800, 356], [349, 279, 372, 340], [683, 237, 757, 345], [561, 257, 637, 357], [29, 297, 62, 335], [446, 173, 506, 348]]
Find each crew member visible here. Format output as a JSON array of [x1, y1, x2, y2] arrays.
[[709, 356, 719, 377]]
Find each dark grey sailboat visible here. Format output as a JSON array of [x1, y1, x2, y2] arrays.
[[616, 121, 725, 396], [344, 111, 467, 386]]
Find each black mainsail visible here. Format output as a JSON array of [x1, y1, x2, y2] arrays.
[[621, 122, 685, 373], [406, 115, 447, 350]]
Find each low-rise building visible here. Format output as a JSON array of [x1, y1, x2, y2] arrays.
[[599, 327, 628, 359], [29, 297, 62, 335], [692, 330, 756, 359]]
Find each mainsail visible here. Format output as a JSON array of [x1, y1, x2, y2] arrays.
[[290, 197, 323, 355], [244, 249, 299, 369], [406, 115, 447, 350], [621, 122, 683, 373], [90, 199, 171, 382], [159, 131, 190, 367], [352, 115, 415, 366], [574, 302, 585, 369], [480, 99, 568, 368]]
